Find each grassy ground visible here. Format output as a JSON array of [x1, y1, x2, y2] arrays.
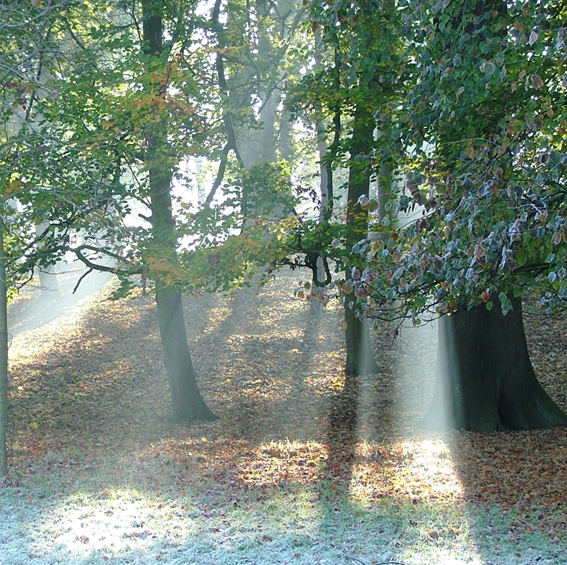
[[1, 269, 566, 564]]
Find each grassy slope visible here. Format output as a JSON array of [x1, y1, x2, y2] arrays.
[[1, 270, 566, 565]]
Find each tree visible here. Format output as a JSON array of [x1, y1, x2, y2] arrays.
[[0, 0, 79, 476], [357, 0, 567, 430], [343, 0, 400, 376], [294, 0, 404, 375], [139, 0, 217, 421], [0, 0, 220, 423], [343, 100, 379, 376], [54, 0, 304, 420], [288, 0, 566, 430], [434, 297, 567, 431]]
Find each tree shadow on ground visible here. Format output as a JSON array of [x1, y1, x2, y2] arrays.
[[322, 372, 358, 492], [443, 302, 567, 564], [6, 268, 567, 564], [7, 284, 163, 460]]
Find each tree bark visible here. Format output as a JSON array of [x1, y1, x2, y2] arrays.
[[0, 218, 9, 476], [142, 0, 215, 421], [155, 290, 216, 420], [345, 103, 378, 376], [426, 297, 567, 432], [344, 301, 377, 376]]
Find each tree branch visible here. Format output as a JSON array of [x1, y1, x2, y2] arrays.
[[205, 141, 231, 206], [212, 0, 244, 170], [72, 267, 93, 294], [71, 244, 142, 277]]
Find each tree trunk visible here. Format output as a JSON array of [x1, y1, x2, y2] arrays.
[[156, 290, 216, 421], [142, 0, 215, 422], [427, 297, 567, 432], [0, 219, 9, 476], [345, 103, 378, 376], [37, 265, 60, 297], [344, 300, 377, 376], [149, 173, 216, 421]]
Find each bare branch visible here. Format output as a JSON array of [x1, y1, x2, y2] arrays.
[[71, 244, 142, 277], [72, 267, 93, 294]]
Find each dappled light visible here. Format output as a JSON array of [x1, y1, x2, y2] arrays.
[[2, 0, 567, 563], [2, 268, 566, 563]]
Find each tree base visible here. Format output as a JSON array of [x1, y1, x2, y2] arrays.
[[172, 404, 218, 423], [344, 299, 379, 377], [425, 297, 567, 432]]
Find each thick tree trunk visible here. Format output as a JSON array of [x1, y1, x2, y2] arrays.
[[0, 220, 8, 476], [345, 103, 378, 376], [427, 297, 567, 432], [142, 0, 215, 422]]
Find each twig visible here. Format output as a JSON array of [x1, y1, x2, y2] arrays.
[[72, 268, 93, 294]]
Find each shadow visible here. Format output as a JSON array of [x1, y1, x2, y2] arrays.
[[322, 372, 359, 490], [9, 264, 567, 564], [181, 267, 347, 443], [7, 285, 165, 460]]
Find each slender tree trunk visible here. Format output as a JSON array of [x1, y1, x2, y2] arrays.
[[0, 219, 8, 476], [142, 0, 215, 421], [309, 113, 331, 316], [345, 103, 378, 376], [344, 302, 377, 376], [426, 297, 567, 432], [155, 290, 216, 420]]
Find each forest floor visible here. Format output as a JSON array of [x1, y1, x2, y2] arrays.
[[1, 267, 567, 565]]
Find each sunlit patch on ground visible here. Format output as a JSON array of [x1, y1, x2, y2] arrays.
[[35, 489, 182, 558], [347, 438, 465, 506], [2, 268, 566, 564]]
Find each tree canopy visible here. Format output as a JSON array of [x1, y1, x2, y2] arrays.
[[334, 0, 567, 322]]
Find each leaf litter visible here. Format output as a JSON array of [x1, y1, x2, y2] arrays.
[[1, 268, 566, 564]]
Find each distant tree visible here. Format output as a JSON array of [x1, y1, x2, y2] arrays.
[[205, 0, 306, 237]]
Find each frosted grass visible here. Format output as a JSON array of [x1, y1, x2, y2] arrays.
[[2, 473, 562, 565]]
